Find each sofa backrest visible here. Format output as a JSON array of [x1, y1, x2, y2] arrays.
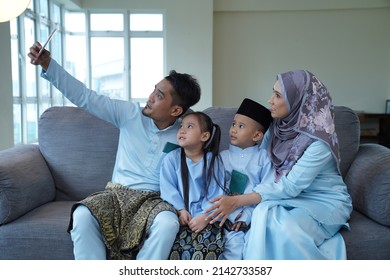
[[202, 106, 237, 152], [333, 106, 360, 177], [38, 106, 119, 201], [38, 105, 360, 201], [204, 105, 360, 179]]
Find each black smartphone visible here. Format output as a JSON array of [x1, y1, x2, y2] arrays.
[[223, 219, 249, 232]]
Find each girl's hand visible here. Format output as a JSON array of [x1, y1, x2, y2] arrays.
[[205, 195, 240, 226], [188, 213, 208, 233], [178, 209, 191, 226]]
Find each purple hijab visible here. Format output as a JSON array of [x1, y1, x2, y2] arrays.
[[269, 70, 340, 182]]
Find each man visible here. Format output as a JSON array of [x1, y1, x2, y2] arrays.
[[28, 41, 201, 260]]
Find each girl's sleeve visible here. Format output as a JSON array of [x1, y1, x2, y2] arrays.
[[253, 141, 333, 201], [160, 152, 185, 210], [201, 158, 226, 214]]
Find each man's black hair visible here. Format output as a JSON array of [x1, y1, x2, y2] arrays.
[[165, 70, 201, 116]]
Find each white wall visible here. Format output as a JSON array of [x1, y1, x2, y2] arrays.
[[81, 0, 214, 111], [213, 1, 390, 113]]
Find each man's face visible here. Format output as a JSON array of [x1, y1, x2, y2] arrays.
[[142, 79, 181, 128]]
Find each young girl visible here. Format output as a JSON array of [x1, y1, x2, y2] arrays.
[[159, 111, 227, 258]]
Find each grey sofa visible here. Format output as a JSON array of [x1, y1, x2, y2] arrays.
[[0, 105, 389, 260]]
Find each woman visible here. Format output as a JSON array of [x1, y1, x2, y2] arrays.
[[206, 70, 352, 259]]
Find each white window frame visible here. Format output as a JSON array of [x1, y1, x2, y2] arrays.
[[11, 2, 165, 145]]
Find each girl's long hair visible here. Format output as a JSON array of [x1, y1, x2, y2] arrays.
[[180, 112, 227, 209]]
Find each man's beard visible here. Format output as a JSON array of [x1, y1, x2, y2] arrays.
[[141, 106, 151, 118]]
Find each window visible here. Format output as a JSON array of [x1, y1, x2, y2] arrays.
[[130, 14, 164, 101], [11, 1, 165, 145], [65, 11, 164, 101]]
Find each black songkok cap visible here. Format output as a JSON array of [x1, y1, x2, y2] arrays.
[[236, 98, 273, 132]]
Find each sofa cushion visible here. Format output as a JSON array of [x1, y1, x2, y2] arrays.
[[38, 107, 119, 201], [333, 106, 360, 178], [203, 107, 237, 151], [0, 144, 55, 225], [340, 210, 390, 259], [0, 201, 75, 259], [344, 144, 390, 226]]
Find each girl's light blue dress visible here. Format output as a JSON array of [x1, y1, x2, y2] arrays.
[[160, 149, 225, 219]]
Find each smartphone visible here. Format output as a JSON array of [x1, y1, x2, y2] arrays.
[[37, 28, 57, 56], [223, 219, 249, 232]]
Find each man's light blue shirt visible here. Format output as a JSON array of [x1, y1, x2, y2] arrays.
[[41, 59, 180, 191]]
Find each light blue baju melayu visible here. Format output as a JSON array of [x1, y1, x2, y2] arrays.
[[41, 59, 180, 259], [219, 144, 273, 259], [243, 70, 353, 260]]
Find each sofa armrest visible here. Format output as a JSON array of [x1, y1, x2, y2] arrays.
[[344, 144, 390, 226], [0, 144, 55, 225]]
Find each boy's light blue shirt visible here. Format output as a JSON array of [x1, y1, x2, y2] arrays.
[[220, 144, 273, 225], [41, 59, 179, 191]]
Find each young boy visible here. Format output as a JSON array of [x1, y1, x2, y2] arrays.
[[220, 98, 273, 260]]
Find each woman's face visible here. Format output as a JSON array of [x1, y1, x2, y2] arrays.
[[268, 80, 289, 119]]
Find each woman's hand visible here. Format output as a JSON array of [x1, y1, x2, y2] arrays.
[[205, 192, 262, 226], [205, 195, 240, 226]]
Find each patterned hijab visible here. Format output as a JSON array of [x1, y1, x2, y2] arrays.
[[269, 70, 341, 182]]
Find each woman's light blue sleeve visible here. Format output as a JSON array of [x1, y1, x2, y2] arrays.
[[160, 152, 185, 211], [253, 141, 333, 201]]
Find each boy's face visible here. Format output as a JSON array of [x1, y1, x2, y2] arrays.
[[229, 114, 263, 149]]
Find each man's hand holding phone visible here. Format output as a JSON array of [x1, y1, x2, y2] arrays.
[[28, 29, 57, 71]]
